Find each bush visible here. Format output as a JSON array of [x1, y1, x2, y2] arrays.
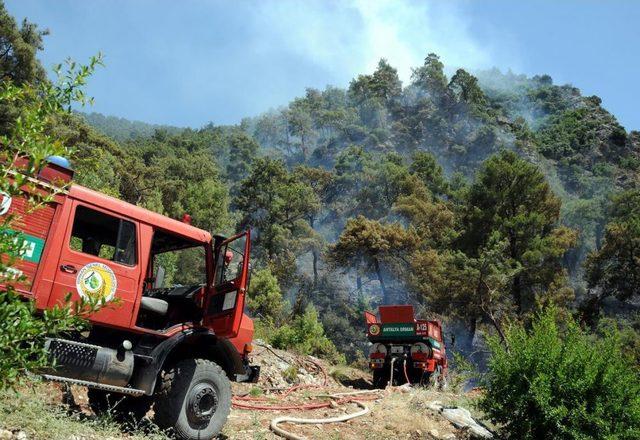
[[480, 308, 640, 439], [246, 268, 285, 324], [0, 56, 104, 390], [270, 306, 345, 364]]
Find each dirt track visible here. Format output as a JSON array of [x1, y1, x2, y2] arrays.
[[221, 343, 475, 440], [0, 343, 482, 440]]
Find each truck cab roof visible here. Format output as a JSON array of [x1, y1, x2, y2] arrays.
[[69, 184, 212, 244]]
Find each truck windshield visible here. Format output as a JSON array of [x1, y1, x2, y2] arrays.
[[149, 230, 206, 289], [154, 246, 205, 287]]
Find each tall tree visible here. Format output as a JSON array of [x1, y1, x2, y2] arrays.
[[448, 68, 489, 118], [411, 53, 448, 99], [293, 165, 334, 286], [234, 158, 319, 285], [330, 216, 415, 304], [461, 151, 577, 315], [409, 151, 450, 197], [584, 189, 640, 321], [0, 1, 47, 85]]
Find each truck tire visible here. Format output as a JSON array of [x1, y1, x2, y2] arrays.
[[87, 389, 152, 424], [372, 369, 388, 389], [153, 358, 231, 440]]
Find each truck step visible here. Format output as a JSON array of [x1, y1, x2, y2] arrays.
[[42, 374, 146, 396]]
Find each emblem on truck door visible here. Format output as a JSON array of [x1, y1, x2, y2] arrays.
[[0, 192, 12, 216], [76, 262, 117, 301]]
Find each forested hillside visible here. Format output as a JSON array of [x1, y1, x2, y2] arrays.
[[2, 2, 639, 364], [81, 112, 183, 142]]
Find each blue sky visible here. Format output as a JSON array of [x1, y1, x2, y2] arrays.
[[5, 0, 640, 130]]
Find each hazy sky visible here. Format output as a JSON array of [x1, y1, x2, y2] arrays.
[[5, 0, 640, 130]]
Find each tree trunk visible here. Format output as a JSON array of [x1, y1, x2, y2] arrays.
[[312, 249, 319, 287], [513, 274, 523, 315], [374, 259, 389, 304]]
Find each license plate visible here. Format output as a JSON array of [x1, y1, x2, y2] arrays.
[[390, 345, 404, 354]]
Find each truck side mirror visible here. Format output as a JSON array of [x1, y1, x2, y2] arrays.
[[154, 266, 166, 289]]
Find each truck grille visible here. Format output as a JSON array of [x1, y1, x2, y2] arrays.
[[47, 338, 98, 369]]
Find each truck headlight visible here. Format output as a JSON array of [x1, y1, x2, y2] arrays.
[[410, 342, 430, 356], [368, 343, 387, 356]]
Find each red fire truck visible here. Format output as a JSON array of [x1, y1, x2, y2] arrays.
[[2, 156, 258, 439], [365, 305, 447, 388]]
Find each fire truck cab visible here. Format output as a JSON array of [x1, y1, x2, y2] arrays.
[[3, 157, 258, 440]]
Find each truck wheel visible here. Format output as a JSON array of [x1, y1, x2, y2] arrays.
[[154, 358, 231, 440], [372, 369, 388, 389], [87, 389, 152, 424]]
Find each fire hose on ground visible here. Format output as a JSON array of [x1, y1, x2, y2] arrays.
[[231, 348, 385, 439], [270, 397, 370, 440]]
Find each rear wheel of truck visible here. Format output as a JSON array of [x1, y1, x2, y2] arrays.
[[372, 369, 388, 389], [87, 389, 152, 425], [153, 358, 231, 440]]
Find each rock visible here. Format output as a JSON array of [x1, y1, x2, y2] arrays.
[[429, 429, 440, 438], [427, 400, 444, 412], [442, 434, 457, 440], [14, 432, 27, 440], [0, 430, 11, 440], [440, 407, 493, 439]]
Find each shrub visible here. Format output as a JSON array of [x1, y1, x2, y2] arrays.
[[480, 308, 640, 439], [246, 267, 285, 324], [0, 56, 104, 390], [270, 305, 345, 364]]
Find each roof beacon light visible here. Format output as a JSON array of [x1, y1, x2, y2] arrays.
[[38, 155, 74, 184]]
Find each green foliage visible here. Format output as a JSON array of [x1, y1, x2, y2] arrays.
[[0, 55, 104, 389], [411, 53, 448, 99], [234, 157, 318, 285], [585, 189, 640, 319], [409, 151, 450, 196], [461, 150, 576, 315], [269, 306, 345, 364], [596, 315, 640, 365], [449, 68, 490, 118], [246, 268, 286, 324], [330, 215, 415, 304], [0, 290, 96, 388], [282, 365, 298, 383], [480, 308, 640, 440], [82, 112, 183, 141], [0, 1, 47, 85], [349, 59, 402, 106], [2, 0, 637, 379]]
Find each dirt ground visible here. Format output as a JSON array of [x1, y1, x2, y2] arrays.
[[0, 343, 486, 440], [220, 342, 481, 440]]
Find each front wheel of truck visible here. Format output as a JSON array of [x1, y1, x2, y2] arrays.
[[154, 358, 231, 440]]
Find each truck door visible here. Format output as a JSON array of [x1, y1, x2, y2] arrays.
[[203, 231, 250, 338], [48, 201, 141, 329]]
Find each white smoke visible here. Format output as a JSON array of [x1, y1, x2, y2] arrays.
[[252, 0, 503, 85]]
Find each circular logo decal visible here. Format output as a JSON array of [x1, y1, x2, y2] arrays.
[[76, 262, 117, 302], [369, 324, 381, 336], [0, 192, 12, 216]]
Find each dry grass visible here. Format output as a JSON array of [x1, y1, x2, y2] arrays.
[[223, 385, 478, 440], [0, 381, 168, 440], [1, 357, 484, 440]]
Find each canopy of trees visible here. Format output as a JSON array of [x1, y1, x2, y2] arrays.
[[2, 0, 639, 364]]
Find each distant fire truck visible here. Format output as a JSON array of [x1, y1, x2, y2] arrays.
[[365, 305, 447, 388], [2, 156, 258, 440]]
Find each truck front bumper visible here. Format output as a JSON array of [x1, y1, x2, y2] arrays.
[[235, 364, 261, 383]]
